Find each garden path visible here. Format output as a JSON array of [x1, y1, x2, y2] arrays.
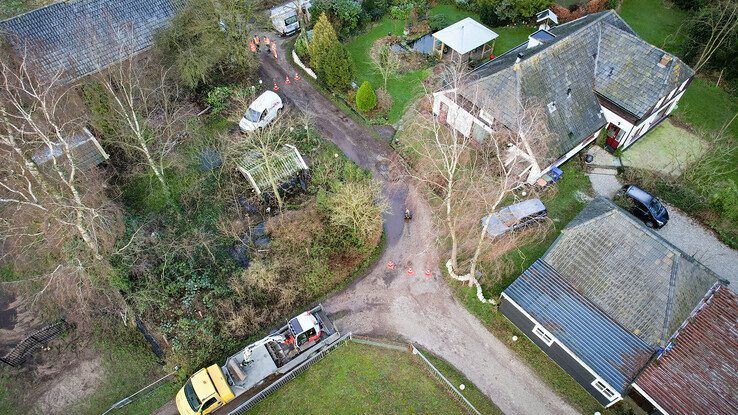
[[257, 37, 578, 415]]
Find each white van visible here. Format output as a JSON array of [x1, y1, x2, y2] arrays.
[[239, 91, 284, 132], [270, 0, 311, 36]]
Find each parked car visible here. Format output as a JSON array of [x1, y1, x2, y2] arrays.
[[239, 91, 283, 132], [618, 184, 669, 228], [483, 198, 547, 237]]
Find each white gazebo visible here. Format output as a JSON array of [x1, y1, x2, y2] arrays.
[[432, 17, 498, 62]]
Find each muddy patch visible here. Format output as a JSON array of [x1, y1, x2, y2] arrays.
[[35, 353, 103, 415]]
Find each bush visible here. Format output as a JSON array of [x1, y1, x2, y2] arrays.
[[363, 0, 389, 20], [355, 81, 378, 112], [478, 0, 507, 26], [672, 0, 708, 10], [322, 45, 355, 91], [428, 14, 449, 32], [154, 0, 258, 90], [206, 86, 232, 115], [311, 0, 366, 38], [294, 33, 310, 61]]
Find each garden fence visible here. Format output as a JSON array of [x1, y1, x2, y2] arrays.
[[411, 343, 483, 415], [100, 371, 177, 415]]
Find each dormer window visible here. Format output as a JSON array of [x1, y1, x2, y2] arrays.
[[658, 53, 673, 68]]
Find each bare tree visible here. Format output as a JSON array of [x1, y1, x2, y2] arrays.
[[372, 44, 401, 90], [405, 60, 552, 303], [95, 55, 190, 202], [465, 100, 552, 284], [691, 1, 738, 73], [0, 51, 125, 326], [403, 60, 474, 273], [0, 51, 120, 261]]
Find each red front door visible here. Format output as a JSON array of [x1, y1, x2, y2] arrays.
[[605, 124, 623, 150]]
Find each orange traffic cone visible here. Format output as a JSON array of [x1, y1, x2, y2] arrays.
[[285, 75, 291, 85], [273, 82, 279, 91], [294, 72, 301, 81]]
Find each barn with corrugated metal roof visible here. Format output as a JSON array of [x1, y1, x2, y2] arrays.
[[500, 197, 721, 408]]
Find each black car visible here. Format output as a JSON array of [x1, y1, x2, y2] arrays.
[[618, 185, 669, 228]]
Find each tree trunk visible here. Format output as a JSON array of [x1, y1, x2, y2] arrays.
[[467, 215, 491, 285], [444, 182, 458, 271]]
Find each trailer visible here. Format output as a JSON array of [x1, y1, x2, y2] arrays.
[[270, 0, 311, 36], [175, 304, 340, 415]]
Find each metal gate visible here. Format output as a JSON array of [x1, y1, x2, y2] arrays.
[[0, 319, 72, 367]]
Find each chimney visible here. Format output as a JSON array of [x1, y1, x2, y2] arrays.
[[658, 53, 673, 68], [536, 9, 559, 31], [516, 52, 524, 63]]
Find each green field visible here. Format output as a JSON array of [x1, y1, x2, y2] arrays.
[[619, 0, 687, 52], [249, 341, 498, 415]]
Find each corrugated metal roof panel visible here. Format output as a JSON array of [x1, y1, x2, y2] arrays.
[[505, 259, 654, 393], [635, 286, 738, 415]]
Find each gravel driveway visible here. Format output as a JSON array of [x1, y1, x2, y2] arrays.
[[588, 173, 738, 286], [257, 38, 578, 415]]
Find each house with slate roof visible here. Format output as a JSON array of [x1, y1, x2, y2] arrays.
[[499, 197, 721, 407], [631, 284, 737, 415], [432, 10, 694, 185], [0, 0, 185, 83]]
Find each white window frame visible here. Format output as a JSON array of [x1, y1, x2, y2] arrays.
[[667, 88, 676, 101], [591, 379, 618, 402], [479, 109, 494, 125], [532, 324, 555, 346]]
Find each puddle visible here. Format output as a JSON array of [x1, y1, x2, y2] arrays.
[[390, 33, 434, 55]]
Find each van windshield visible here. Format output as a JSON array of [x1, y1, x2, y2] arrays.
[[244, 108, 261, 123], [285, 15, 298, 25], [184, 380, 201, 412]]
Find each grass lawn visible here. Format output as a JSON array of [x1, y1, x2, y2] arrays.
[[71, 324, 172, 415], [621, 120, 707, 176], [0, 0, 53, 19], [249, 341, 493, 415], [345, 18, 430, 125], [619, 0, 687, 53]]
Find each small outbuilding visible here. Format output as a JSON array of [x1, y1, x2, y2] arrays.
[[432, 17, 498, 62], [236, 144, 308, 195], [32, 127, 109, 171]]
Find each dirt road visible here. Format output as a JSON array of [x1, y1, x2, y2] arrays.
[[255, 38, 577, 415]]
